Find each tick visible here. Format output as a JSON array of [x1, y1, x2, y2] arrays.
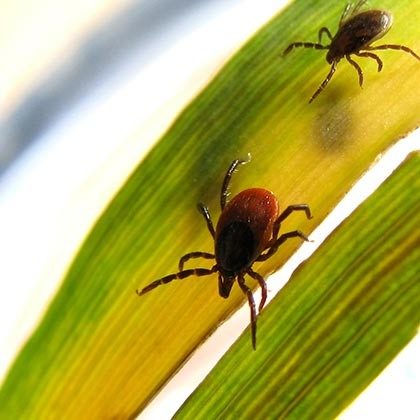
[[136, 158, 312, 349], [283, 0, 420, 103]]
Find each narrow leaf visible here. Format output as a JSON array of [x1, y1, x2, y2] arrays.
[[0, 0, 419, 417]]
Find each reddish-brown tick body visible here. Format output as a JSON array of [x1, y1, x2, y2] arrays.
[[137, 159, 312, 349], [215, 188, 279, 297]]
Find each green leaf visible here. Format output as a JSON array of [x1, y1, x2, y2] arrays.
[[176, 153, 420, 419], [1, 0, 419, 417]]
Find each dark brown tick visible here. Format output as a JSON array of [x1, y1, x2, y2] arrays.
[[283, 0, 420, 102], [136, 158, 312, 349]]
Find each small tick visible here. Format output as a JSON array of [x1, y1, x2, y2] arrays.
[[283, 0, 420, 102], [137, 158, 312, 349]]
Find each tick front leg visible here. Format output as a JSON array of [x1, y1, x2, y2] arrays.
[[178, 251, 215, 271], [340, 0, 367, 26], [318, 27, 332, 44], [339, 3, 352, 26], [220, 158, 250, 210], [136, 266, 217, 295], [283, 42, 329, 56], [352, 0, 368, 16], [197, 202, 215, 238], [238, 275, 257, 350]]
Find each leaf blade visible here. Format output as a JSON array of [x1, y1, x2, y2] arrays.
[[1, 0, 419, 417]]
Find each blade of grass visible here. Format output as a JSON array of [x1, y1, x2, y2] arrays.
[[0, 0, 419, 417], [176, 153, 420, 419]]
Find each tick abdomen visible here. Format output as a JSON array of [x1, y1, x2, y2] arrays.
[[327, 10, 392, 62], [215, 221, 255, 272], [215, 188, 279, 271]]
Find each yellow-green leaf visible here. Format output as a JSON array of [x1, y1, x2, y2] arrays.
[[0, 0, 419, 417]]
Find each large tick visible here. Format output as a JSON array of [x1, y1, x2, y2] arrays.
[[137, 158, 312, 349], [283, 0, 420, 103]]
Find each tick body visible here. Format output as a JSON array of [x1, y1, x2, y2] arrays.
[[137, 159, 312, 349], [215, 188, 279, 298], [326, 10, 392, 63], [283, 0, 420, 102]]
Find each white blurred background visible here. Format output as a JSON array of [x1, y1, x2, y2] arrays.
[[0, 0, 418, 418]]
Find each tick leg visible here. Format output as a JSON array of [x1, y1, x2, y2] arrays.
[[197, 202, 215, 238], [247, 268, 267, 313], [136, 266, 217, 295], [238, 275, 257, 350], [283, 42, 329, 56], [356, 52, 383, 72], [346, 54, 364, 87], [340, 3, 352, 26], [352, 0, 368, 15], [309, 61, 337, 103], [220, 158, 250, 210], [318, 27, 333, 43], [340, 0, 367, 26], [257, 230, 310, 262], [271, 204, 312, 240], [178, 251, 215, 271], [365, 44, 420, 61]]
